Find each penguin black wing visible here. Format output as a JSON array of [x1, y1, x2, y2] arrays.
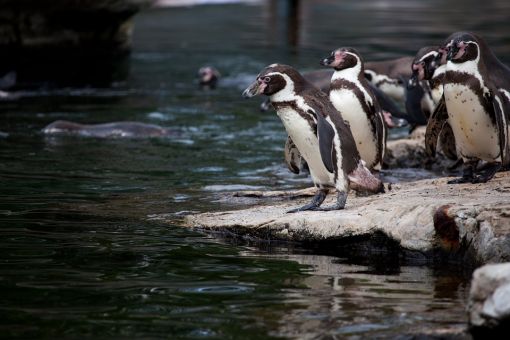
[[308, 109, 335, 173], [492, 90, 510, 166], [425, 96, 448, 157], [405, 80, 429, 125], [284, 136, 302, 174]]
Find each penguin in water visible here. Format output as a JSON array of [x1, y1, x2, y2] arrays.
[[242, 64, 384, 212], [320, 47, 387, 171], [425, 32, 510, 183], [197, 66, 221, 89], [410, 46, 459, 164]]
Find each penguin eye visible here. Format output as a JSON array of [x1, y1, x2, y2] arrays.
[[263, 76, 271, 83]]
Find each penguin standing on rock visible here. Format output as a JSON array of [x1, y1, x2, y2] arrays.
[[242, 64, 384, 212], [320, 47, 387, 171], [425, 32, 510, 183], [410, 46, 459, 163]]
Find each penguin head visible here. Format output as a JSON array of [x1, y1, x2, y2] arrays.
[[410, 46, 440, 86], [444, 32, 480, 64], [320, 47, 362, 71], [242, 64, 306, 98], [197, 66, 221, 88]]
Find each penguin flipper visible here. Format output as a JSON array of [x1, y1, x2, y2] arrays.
[[438, 122, 458, 160], [405, 81, 428, 125], [425, 96, 448, 158], [310, 109, 335, 173], [284, 135, 302, 174], [492, 91, 510, 166]]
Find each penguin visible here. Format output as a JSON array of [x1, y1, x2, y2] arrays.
[[42, 120, 176, 138], [197, 66, 221, 89], [425, 32, 510, 183], [410, 46, 459, 163], [320, 47, 387, 171], [409, 46, 446, 110], [364, 56, 414, 103], [364, 56, 429, 127], [242, 64, 384, 212]]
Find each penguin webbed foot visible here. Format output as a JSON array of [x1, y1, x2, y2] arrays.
[[471, 163, 501, 183], [286, 189, 327, 213], [447, 176, 473, 184], [315, 191, 347, 211], [447, 160, 477, 184]]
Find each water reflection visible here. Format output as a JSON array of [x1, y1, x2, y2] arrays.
[[262, 254, 469, 338]]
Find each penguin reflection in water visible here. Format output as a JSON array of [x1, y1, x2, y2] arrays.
[[243, 64, 384, 213], [426, 32, 510, 183]]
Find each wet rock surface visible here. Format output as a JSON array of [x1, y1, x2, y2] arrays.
[[182, 170, 510, 266]]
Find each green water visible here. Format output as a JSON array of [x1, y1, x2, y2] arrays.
[[2, 0, 509, 338]]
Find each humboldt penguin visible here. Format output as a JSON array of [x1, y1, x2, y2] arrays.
[[410, 46, 458, 163], [320, 47, 387, 170], [197, 66, 221, 89], [242, 64, 384, 212], [425, 32, 510, 183], [364, 56, 413, 102], [365, 56, 430, 127], [42, 120, 176, 138]]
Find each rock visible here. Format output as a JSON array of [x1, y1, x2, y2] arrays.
[[0, 0, 154, 87], [181, 171, 510, 265], [384, 127, 456, 171], [468, 263, 510, 335]]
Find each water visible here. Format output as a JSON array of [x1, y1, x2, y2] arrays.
[[2, 0, 509, 338]]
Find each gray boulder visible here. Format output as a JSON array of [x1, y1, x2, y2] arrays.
[[468, 263, 510, 334]]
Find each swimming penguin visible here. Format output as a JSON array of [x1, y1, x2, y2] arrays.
[[320, 47, 387, 170], [425, 32, 510, 183], [242, 64, 384, 212], [410, 46, 458, 163], [42, 120, 176, 138], [197, 66, 221, 89]]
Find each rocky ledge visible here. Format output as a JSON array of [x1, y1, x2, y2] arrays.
[[182, 130, 510, 265], [183, 170, 510, 265]]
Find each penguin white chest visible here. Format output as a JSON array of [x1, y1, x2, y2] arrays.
[[444, 83, 500, 161], [330, 89, 378, 167], [431, 83, 444, 105], [276, 107, 334, 186]]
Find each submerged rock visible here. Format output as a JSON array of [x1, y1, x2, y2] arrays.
[[42, 120, 176, 138], [182, 171, 510, 265], [468, 263, 510, 335]]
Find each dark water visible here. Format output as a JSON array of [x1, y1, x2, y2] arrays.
[[2, 0, 509, 338]]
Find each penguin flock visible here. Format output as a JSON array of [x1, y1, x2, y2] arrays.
[[209, 31, 510, 212]]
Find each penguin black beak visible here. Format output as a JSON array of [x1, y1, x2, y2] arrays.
[[320, 55, 335, 67], [408, 74, 418, 89], [447, 44, 458, 61], [242, 79, 263, 98]]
